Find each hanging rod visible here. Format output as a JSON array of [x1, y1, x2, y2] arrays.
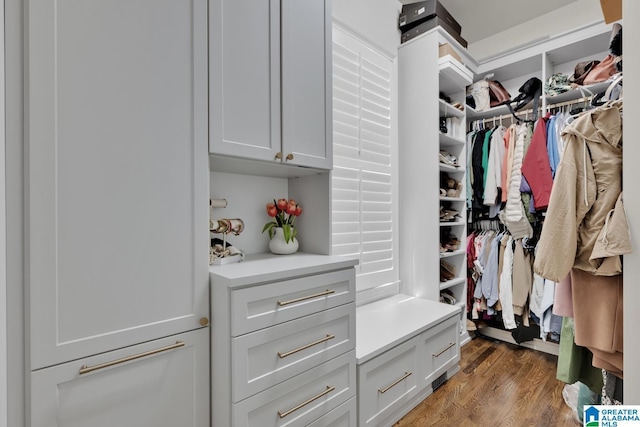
[[470, 94, 594, 126]]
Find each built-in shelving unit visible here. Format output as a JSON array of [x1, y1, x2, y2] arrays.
[[399, 27, 473, 344]]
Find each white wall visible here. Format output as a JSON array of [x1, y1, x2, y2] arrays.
[[469, 0, 604, 61], [623, 0, 639, 403], [0, 0, 6, 423], [332, 0, 401, 58], [210, 172, 289, 255]]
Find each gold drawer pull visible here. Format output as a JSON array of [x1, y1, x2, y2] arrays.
[[378, 371, 412, 394], [278, 385, 335, 418], [278, 334, 336, 358], [277, 289, 335, 306], [79, 341, 185, 375], [433, 342, 456, 358]]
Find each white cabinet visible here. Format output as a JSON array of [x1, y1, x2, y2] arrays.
[[209, 0, 332, 169], [211, 253, 358, 427], [25, 0, 210, 424], [355, 295, 461, 427], [26, 0, 209, 371], [30, 329, 209, 427]]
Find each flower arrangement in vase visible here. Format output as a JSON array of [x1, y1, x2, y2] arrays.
[[262, 198, 302, 254]]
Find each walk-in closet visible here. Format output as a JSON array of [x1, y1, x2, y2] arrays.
[[2, 0, 639, 426]]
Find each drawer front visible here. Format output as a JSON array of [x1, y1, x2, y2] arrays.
[[233, 303, 355, 402], [357, 337, 419, 427], [233, 351, 356, 427], [231, 269, 355, 336], [308, 397, 356, 427], [419, 315, 460, 386]]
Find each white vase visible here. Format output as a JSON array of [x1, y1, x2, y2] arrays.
[[269, 227, 299, 255]]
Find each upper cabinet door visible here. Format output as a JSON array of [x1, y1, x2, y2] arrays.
[[281, 0, 332, 169], [209, 0, 281, 162], [26, 0, 209, 370]]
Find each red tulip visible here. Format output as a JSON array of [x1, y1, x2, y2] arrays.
[[295, 206, 302, 216], [277, 198, 288, 211], [266, 203, 277, 217]]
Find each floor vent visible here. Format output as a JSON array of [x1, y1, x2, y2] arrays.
[[432, 372, 448, 391]]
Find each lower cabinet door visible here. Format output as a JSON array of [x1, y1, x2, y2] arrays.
[[418, 315, 460, 385], [30, 328, 209, 427], [357, 336, 419, 427]]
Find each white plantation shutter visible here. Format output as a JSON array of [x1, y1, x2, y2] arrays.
[[332, 26, 397, 294]]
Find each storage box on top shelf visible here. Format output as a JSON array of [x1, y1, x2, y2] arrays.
[[401, 17, 468, 47], [399, 0, 462, 35], [439, 43, 462, 63]]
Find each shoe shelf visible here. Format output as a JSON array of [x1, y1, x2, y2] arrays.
[[439, 277, 465, 291], [439, 132, 465, 147], [440, 249, 465, 259], [439, 196, 465, 202], [439, 220, 465, 227], [438, 99, 465, 118], [439, 163, 462, 173]]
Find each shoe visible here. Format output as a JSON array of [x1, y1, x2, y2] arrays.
[[439, 150, 459, 167], [444, 238, 461, 251], [440, 260, 456, 281], [441, 209, 461, 222]]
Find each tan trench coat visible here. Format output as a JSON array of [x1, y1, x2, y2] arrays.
[[534, 101, 630, 282]]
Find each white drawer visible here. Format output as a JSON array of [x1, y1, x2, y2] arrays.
[[357, 337, 419, 427], [231, 269, 355, 336], [233, 351, 356, 427], [232, 303, 355, 402], [418, 315, 459, 386], [30, 329, 209, 427], [308, 397, 356, 427]]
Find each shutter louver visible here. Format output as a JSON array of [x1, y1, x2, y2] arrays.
[[332, 28, 396, 292]]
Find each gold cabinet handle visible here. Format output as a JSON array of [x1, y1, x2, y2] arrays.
[[278, 334, 335, 358], [199, 317, 209, 326], [285, 153, 294, 161], [278, 385, 335, 418], [378, 371, 412, 394], [433, 342, 456, 358], [275, 152, 283, 160], [277, 289, 335, 306], [79, 341, 185, 375]]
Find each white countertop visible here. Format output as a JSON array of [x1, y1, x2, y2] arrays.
[[209, 252, 358, 288]]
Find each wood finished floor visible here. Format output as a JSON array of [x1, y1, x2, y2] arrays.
[[394, 335, 579, 427]]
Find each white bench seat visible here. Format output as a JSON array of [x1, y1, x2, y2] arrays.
[[355, 294, 461, 427]]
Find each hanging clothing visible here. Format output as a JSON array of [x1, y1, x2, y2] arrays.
[[521, 116, 553, 210], [571, 268, 623, 378], [501, 124, 516, 203], [472, 129, 488, 208], [500, 124, 533, 239], [484, 126, 507, 216], [511, 239, 533, 325], [547, 114, 561, 177], [498, 235, 516, 330], [534, 101, 628, 281], [466, 131, 476, 209]]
